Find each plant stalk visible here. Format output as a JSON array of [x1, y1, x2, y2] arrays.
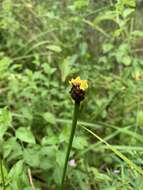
[[0, 159, 5, 190], [61, 102, 80, 190]]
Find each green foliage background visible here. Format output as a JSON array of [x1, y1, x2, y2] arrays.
[[0, 0, 143, 189]]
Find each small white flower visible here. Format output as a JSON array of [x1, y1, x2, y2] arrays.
[[68, 159, 76, 167], [113, 169, 120, 174]]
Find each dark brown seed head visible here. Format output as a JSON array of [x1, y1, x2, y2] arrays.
[[70, 84, 85, 103]]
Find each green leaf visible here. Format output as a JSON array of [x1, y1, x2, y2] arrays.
[[137, 111, 143, 127], [124, 0, 136, 7], [3, 137, 19, 159], [123, 8, 134, 18], [73, 136, 88, 149], [102, 187, 116, 190], [23, 147, 40, 167], [74, 0, 88, 10], [59, 125, 70, 143], [0, 108, 12, 139], [56, 151, 65, 167], [102, 43, 114, 53], [60, 57, 72, 82], [131, 30, 143, 37], [46, 45, 62, 53], [9, 160, 23, 178], [122, 56, 132, 66], [42, 63, 56, 75], [53, 166, 63, 185], [0, 161, 8, 184], [40, 146, 57, 159], [0, 57, 12, 79], [8, 160, 24, 190], [39, 146, 57, 169], [43, 112, 56, 124], [16, 127, 35, 144], [42, 136, 59, 145]]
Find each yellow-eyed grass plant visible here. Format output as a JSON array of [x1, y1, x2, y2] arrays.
[[61, 77, 88, 190]]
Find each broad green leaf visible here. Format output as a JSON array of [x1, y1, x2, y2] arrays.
[[40, 146, 57, 159], [42, 136, 59, 145], [3, 137, 20, 159], [53, 166, 62, 185], [16, 127, 35, 144], [43, 112, 56, 124], [9, 160, 23, 178], [56, 151, 65, 167], [40, 146, 57, 169], [8, 160, 24, 190], [23, 147, 40, 167], [122, 56, 132, 66], [73, 136, 88, 150]]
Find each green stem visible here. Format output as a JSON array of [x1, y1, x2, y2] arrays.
[[61, 102, 80, 190], [0, 159, 5, 190]]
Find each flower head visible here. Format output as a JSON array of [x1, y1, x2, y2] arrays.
[[69, 76, 88, 90], [69, 76, 88, 103]]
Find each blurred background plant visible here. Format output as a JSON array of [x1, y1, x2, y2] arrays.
[[0, 0, 143, 189]]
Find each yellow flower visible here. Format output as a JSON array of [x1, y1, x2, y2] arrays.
[[69, 76, 88, 90]]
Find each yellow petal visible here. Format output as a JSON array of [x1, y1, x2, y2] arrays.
[[69, 76, 81, 85], [69, 76, 88, 91], [80, 80, 88, 90]]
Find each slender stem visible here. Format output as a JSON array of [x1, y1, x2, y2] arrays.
[[0, 159, 5, 190], [61, 102, 80, 190], [28, 168, 36, 190]]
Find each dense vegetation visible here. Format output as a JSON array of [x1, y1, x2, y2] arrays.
[[0, 0, 143, 189]]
